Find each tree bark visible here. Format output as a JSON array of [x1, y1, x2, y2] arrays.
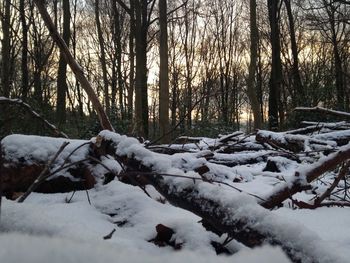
[[128, 0, 136, 120], [267, 0, 282, 130], [159, 0, 170, 143], [56, 0, 71, 126], [95, 0, 110, 114], [20, 0, 29, 101], [284, 0, 304, 107], [247, 0, 262, 129], [1, 0, 11, 97], [262, 143, 350, 209], [134, 0, 149, 137]]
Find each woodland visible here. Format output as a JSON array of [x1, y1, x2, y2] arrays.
[[1, 0, 350, 263]]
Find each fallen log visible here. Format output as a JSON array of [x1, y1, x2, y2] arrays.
[[0, 135, 96, 198], [95, 130, 338, 262], [256, 130, 336, 153]]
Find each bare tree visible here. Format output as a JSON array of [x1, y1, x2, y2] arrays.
[[1, 0, 11, 97], [56, 0, 71, 125], [159, 0, 170, 142], [95, 0, 110, 114], [33, 0, 114, 131], [247, 0, 263, 129], [267, 0, 283, 130]]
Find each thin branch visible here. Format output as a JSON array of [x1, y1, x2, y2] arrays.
[[18, 142, 70, 203], [115, 0, 131, 15], [314, 161, 350, 206]]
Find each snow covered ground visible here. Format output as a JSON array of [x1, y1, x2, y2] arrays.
[[1, 181, 349, 262], [0, 182, 290, 263], [1, 130, 350, 262]]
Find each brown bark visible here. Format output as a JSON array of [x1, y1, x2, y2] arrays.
[[56, 0, 71, 125], [1, 0, 11, 98], [159, 0, 170, 143], [267, 0, 282, 130], [247, 0, 262, 129]]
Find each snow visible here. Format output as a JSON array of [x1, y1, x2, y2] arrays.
[[1, 134, 90, 179], [0, 182, 291, 263], [0, 233, 290, 263], [1, 130, 350, 263]]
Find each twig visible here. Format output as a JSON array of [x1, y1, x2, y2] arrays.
[[103, 229, 116, 240], [60, 142, 91, 167], [18, 142, 70, 203], [66, 190, 76, 203], [88, 156, 151, 198]]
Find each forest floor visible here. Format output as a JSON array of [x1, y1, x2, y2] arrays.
[[1, 123, 350, 263]]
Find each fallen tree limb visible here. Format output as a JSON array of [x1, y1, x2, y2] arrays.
[[262, 143, 350, 209], [314, 161, 350, 206], [0, 97, 68, 138], [295, 106, 350, 119], [1, 135, 95, 197]]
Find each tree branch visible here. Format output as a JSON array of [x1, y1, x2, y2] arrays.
[[0, 97, 68, 138]]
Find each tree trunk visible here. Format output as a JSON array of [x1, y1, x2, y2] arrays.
[[95, 0, 110, 114], [115, 8, 124, 119], [267, 0, 282, 131], [1, 0, 11, 97], [134, 0, 149, 137], [159, 0, 170, 143], [56, 0, 71, 126], [20, 0, 29, 101], [128, 0, 136, 120], [247, 0, 262, 129], [284, 0, 304, 107]]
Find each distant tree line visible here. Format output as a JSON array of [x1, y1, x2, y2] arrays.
[[0, 0, 349, 140]]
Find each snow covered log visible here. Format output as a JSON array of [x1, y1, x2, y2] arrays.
[[0, 135, 96, 198], [261, 142, 350, 209], [94, 131, 340, 263], [256, 130, 338, 152]]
